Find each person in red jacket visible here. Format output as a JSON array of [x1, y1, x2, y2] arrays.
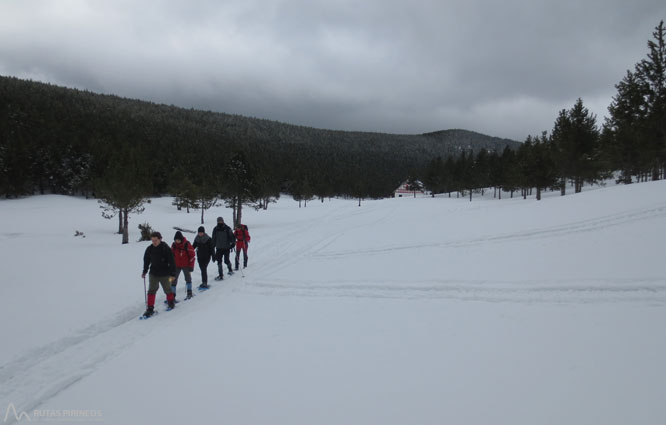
[[172, 231, 196, 300], [234, 224, 251, 271]]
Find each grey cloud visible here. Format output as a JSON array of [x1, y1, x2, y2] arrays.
[[0, 0, 664, 140]]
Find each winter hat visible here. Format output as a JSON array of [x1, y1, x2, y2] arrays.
[[198, 226, 205, 233], [174, 231, 184, 241], [217, 217, 224, 223]]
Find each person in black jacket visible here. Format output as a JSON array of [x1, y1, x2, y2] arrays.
[[192, 226, 215, 289], [211, 217, 235, 280], [141, 231, 176, 317]]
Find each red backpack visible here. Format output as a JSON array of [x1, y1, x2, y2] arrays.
[[236, 225, 251, 243]]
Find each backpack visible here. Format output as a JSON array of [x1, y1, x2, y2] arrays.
[[173, 240, 193, 259], [235, 224, 251, 243]]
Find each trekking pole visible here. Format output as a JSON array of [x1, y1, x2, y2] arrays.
[[143, 276, 147, 306]]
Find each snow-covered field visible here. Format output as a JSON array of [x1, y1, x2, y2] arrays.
[[1, 182, 665, 425]]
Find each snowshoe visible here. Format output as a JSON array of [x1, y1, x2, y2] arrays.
[[140, 306, 156, 320], [214, 275, 224, 281]]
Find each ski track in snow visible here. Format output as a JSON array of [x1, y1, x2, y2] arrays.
[[1, 284, 246, 424], [0, 305, 153, 424], [241, 277, 666, 304], [236, 201, 666, 305], [310, 203, 666, 259]]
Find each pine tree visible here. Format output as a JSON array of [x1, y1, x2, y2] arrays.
[[532, 132, 558, 200], [222, 151, 257, 226], [516, 137, 535, 199], [500, 146, 520, 198], [551, 109, 572, 195], [406, 175, 423, 198], [171, 172, 199, 213], [488, 151, 503, 199], [604, 21, 666, 182], [195, 187, 220, 225], [474, 149, 490, 196], [637, 20, 666, 179], [442, 155, 456, 197], [423, 157, 445, 196], [551, 99, 601, 193], [604, 70, 647, 183], [96, 147, 151, 244], [252, 159, 281, 211], [300, 176, 314, 207]]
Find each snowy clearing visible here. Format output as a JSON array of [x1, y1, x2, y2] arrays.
[[1, 182, 665, 425]]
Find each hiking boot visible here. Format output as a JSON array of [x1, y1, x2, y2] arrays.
[[198, 283, 210, 289], [142, 306, 155, 318]]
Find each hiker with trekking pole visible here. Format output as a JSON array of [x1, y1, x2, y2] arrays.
[[140, 231, 177, 319]]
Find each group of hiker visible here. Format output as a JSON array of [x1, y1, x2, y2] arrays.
[[140, 216, 251, 318]]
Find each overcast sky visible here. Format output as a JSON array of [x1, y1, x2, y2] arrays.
[[1, 0, 664, 140]]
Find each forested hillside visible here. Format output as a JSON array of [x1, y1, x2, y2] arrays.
[[0, 75, 518, 202]]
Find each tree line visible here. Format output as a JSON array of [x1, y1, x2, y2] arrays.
[[0, 71, 516, 242], [420, 21, 666, 200], [0, 77, 516, 201]]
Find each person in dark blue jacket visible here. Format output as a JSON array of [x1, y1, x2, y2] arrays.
[[193, 226, 215, 289]]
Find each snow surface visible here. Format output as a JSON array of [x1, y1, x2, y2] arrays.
[[1, 182, 666, 424]]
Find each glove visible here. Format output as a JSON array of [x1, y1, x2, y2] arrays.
[[189, 267, 194, 273], [141, 272, 146, 279]]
